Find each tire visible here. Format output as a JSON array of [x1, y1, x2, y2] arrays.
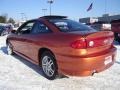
[[41, 51, 58, 80], [7, 43, 14, 55]]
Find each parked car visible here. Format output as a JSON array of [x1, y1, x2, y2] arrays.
[[6, 16, 116, 80], [111, 19, 120, 43], [0, 25, 12, 36], [0, 25, 6, 36], [86, 21, 111, 31]]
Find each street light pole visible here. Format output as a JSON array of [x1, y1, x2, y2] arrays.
[[105, 0, 107, 14], [42, 9, 47, 16], [20, 13, 27, 21], [47, 0, 54, 15]]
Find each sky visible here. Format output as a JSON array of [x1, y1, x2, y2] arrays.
[[0, 0, 120, 21]]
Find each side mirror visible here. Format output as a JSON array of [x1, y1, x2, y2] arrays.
[[11, 30, 17, 34]]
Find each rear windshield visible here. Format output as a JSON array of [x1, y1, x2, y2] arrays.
[[49, 19, 96, 32]]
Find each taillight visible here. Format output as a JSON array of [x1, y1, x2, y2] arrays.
[[87, 37, 114, 48], [71, 38, 87, 49]]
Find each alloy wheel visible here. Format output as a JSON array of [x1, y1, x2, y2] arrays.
[[7, 43, 13, 55], [42, 56, 55, 77]]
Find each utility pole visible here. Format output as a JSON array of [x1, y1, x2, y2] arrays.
[[20, 13, 24, 21], [105, 0, 107, 14], [104, 0, 109, 22], [42, 9, 47, 16], [20, 13, 27, 21], [47, 0, 54, 15]]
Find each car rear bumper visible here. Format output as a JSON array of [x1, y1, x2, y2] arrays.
[[56, 46, 117, 76]]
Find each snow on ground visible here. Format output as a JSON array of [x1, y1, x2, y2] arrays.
[[0, 36, 120, 90]]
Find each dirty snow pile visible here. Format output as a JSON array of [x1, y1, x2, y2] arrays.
[[0, 36, 120, 90]]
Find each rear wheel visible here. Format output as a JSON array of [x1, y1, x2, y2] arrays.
[[41, 51, 58, 80], [7, 43, 14, 55]]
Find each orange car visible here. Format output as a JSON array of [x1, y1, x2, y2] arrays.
[[6, 16, 116, 80]]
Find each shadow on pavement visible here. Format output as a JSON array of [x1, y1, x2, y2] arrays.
[[0, 46, 8, 54], [116, 61, 120, 64], [0, 46, 68, 80], [13, 54, 45, 77]]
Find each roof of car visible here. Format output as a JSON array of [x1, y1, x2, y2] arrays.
[[40, 15, 67, 19]]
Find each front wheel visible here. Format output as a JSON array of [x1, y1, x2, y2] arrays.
[[41, 51, 58, 80], [7, 43, 14, 55]]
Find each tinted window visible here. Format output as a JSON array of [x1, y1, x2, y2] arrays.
[[50, 19, 96, 32], [31, 21, 52, 34]]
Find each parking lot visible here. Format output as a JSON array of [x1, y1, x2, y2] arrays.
[[0, 36, 120, 90]]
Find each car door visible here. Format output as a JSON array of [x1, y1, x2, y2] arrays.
[[12, 20, 36, 57], [24, 20, 53, 63]]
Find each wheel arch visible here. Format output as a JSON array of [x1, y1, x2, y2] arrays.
[[6, 38, 9, 45], [38, 47, 57, 66]]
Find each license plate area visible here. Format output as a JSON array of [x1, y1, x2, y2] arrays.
[[104, 56, 112, 65]]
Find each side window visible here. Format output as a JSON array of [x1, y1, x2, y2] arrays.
[[18, 22, 35, 34], [55, 22, 69, 30], [31, 21, 52, 34]]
